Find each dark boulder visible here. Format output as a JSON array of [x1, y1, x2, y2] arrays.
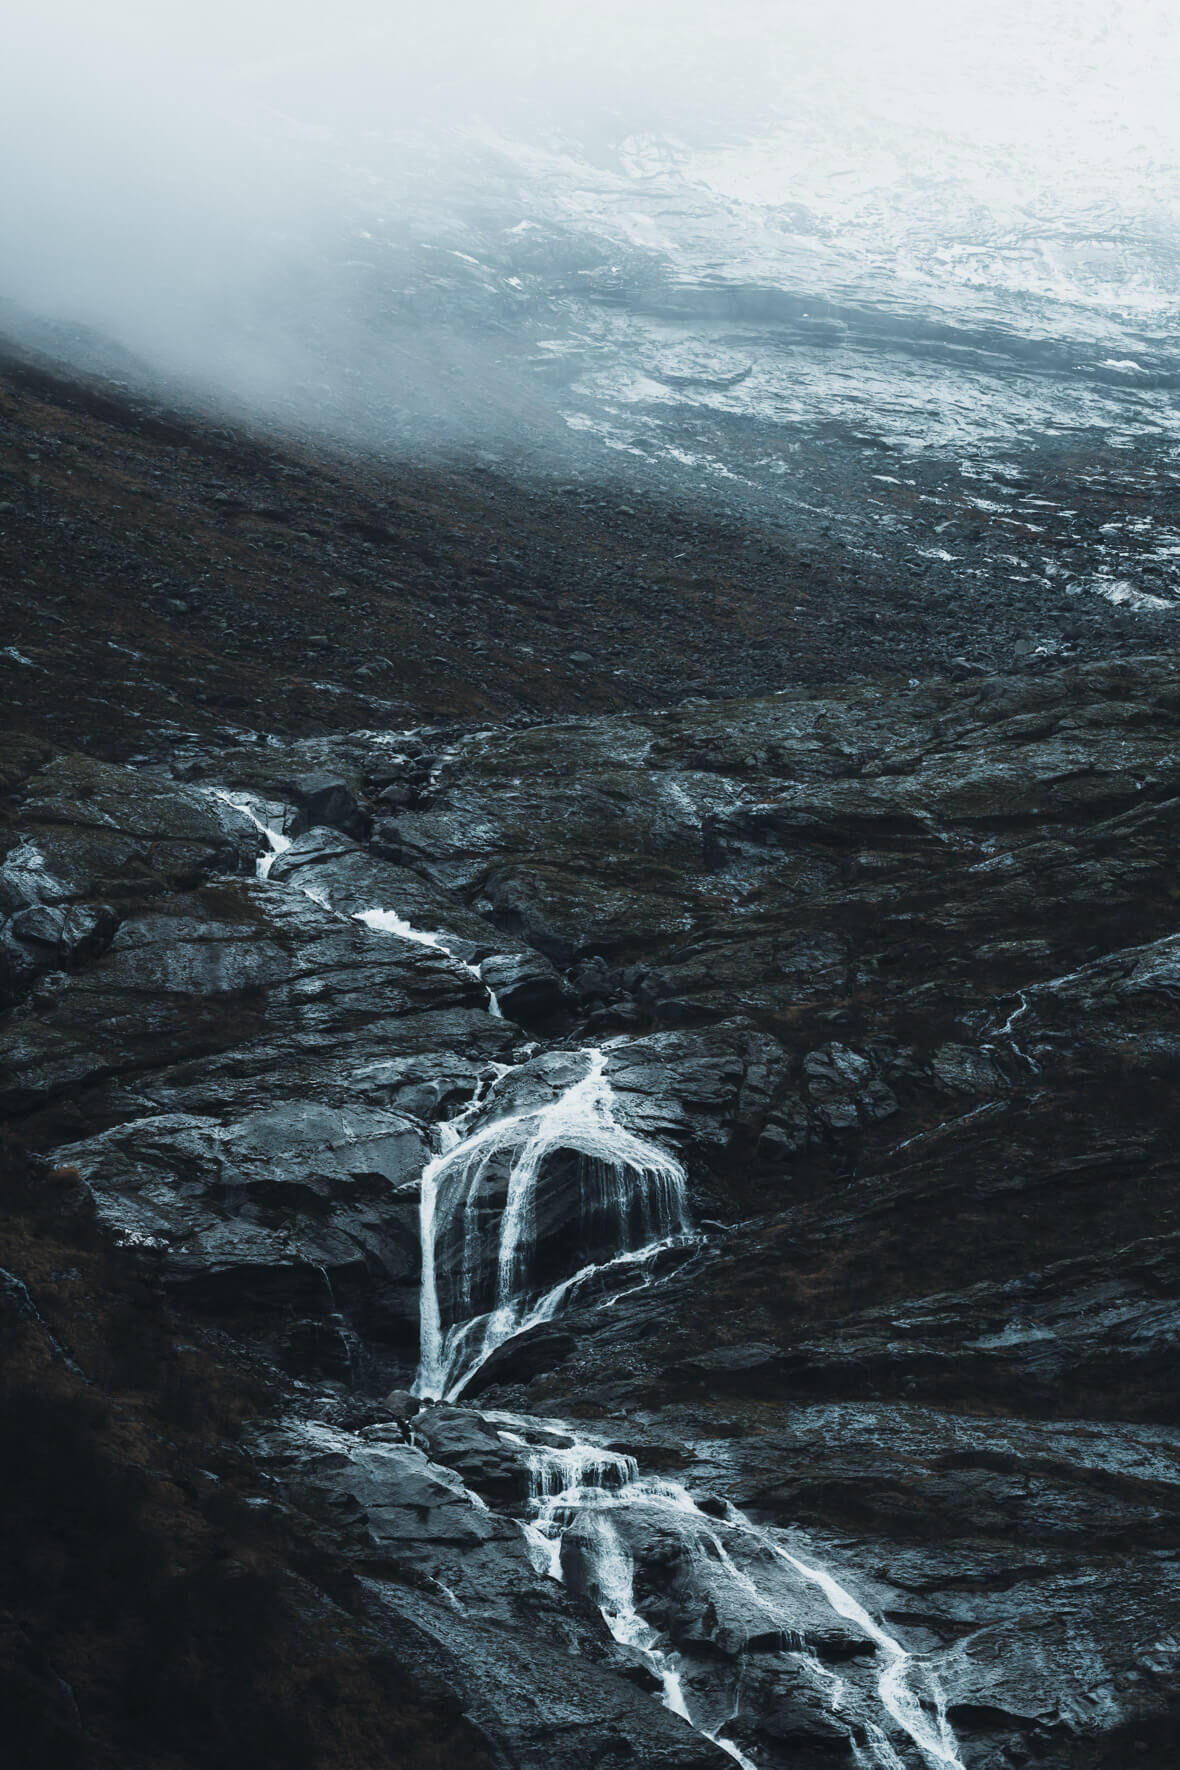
[[459, 1322, 577, 1397], [56, 1101, 428, 1358], [9, 902, 116, 966], [382, 1388, 421, 1418], [289, 772, 367, 838], [411, 1404, 533, 1500], [16, 753, 244, 892], [571, 955, 616, 1002], [480, 950, 567, 1026]]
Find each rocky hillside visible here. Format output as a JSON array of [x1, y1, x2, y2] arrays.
[[3, 587, 1179, 1767], [2, 331, 1172, 759]]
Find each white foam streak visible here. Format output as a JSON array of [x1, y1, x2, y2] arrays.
[[520, 1452, 756, 1767], [355, 905, 502, 1017], [776, 1550, 963, 1769], [408, 1027, 963, 1764], [415, 1049, 689, 1399], [207, 794, 503, 1012], [209, 788, 292, 877]]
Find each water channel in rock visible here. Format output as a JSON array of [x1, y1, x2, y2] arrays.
[[217, 786, 968, 1770]]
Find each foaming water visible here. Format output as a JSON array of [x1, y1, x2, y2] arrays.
[[414, 1048, 690, 1399], [513, 1426, 965, 1770], [408, 1025, 966, 1764]]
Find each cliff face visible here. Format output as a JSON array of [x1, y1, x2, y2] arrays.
[[3, 628, 1180, 1767]]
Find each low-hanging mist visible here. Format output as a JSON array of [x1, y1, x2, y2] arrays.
[[3, 0, 1179, 464]]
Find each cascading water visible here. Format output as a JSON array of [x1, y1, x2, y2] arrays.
[[210, 788, 292, 877], [355, 905, 502, 1017], [210, 791, 503, 1015], [507, 1428, 966, 1770], [214, 780, 965, 1767], [507, 1433, 757, 1767], [412, 1050, 966, 1769], [414, 1047, 691, 1400]]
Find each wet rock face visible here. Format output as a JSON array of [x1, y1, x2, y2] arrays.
[[56, 1102, 426, 1370], [268, 827, 514, 955], [478, 949, 568, 1026], [460, 1320, 576, 1394], [14, 752, 245, 893], [287, 772, 367, 839], [0, 753, 244, 1010], [253, 1418, 733, 1770], [4, 651, 1180, 1767]]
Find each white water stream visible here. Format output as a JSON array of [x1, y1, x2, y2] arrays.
[[212, 785, 965, 1767], [508, 1430, 965, 1770], [415, 1047, 691, 1400], [211, 791, 502, 1014], [355, 906, 502, 1017], [210, 788, 292, 877], [413, 1049, 967, 1769]]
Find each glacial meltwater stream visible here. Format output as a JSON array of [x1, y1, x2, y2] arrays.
[[216, 789, 965, 1768], [413, 1049, 967, 1770]]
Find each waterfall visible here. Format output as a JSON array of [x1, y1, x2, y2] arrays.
[[209, 788, 292, 877], [411, 1044, 965, 1766], [778, 1553, 964, 1769], [414, 1047, 691, 1400], [211, 776, 965, 1768], [511, 1427, 966, 1770]]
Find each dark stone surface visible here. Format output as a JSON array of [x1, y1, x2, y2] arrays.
[[268, 826, 524, 959], [5, 649, 1180, 1767], [289, 773, 367, 838], [254, 1418, 734, 1769], [478, 950, 567, 1026], [459, 1322, 576, 1397]]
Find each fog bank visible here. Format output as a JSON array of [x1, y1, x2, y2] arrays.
[[3, 1, 1177, 454]]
